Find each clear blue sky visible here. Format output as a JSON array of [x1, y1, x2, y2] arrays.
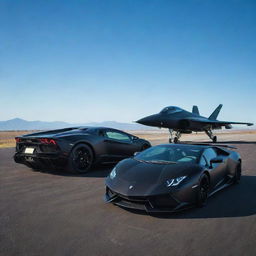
[[1, 0, 255, 124]]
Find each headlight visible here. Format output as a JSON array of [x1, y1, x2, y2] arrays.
[[166, 176, 187, 187], [110, 167, 117, 179]]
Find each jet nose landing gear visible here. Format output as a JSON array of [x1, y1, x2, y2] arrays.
[[169, 129, 181, 143]]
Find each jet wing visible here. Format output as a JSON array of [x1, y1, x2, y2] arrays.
[[187, 117, 253, 127], [210, 121, 253, 126]]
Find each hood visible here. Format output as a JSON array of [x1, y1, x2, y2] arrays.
[[106, 158, 200, 196]]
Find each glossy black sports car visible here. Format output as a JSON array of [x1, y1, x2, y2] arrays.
[[105, 143, 241, 213], [14, 127, 151, 173]]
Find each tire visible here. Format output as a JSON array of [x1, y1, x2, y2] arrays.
[[233, 163, 241, 184], [68, 144, 94, 174], [173, 137, 179, 144], [196, 174, 210, 207], [169, 138, 173, 143]]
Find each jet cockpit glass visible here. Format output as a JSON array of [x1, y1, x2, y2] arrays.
[[160, 106, 182, 114]]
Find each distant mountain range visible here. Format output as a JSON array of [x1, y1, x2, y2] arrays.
[[0, 118, 155, 131], [1, 118, 254, 131]]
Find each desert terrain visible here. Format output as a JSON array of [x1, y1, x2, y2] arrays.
[[0, 131, 38, 148], [1, 129, 256, 148]]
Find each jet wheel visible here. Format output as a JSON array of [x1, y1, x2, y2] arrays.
[[173, 137, 179, 144], [213, 136, 217, 143]]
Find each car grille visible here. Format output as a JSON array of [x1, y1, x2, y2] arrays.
[[149, 195, 178, 208], [107, 187, 178, 210]]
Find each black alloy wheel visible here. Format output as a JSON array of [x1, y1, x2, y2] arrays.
[[233, 163, 241, 184], [69, 144, 93, 174], [196, 174, 210, 207]]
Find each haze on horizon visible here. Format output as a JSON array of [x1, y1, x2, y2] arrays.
[[1, 0, 255, 125]]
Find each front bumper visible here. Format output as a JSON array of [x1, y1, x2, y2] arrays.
[[105, 187, 191, 213]]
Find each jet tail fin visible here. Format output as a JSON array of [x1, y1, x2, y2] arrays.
[[192, 105, 200, 115], [209, 104, 223, 120]]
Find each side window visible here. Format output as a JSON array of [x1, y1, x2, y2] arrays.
[[203, 148, 217, 166], [105, 131, 131, 142], [86, 128, 97, 135]]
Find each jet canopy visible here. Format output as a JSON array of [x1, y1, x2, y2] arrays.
[[160, 106, 183, 114]]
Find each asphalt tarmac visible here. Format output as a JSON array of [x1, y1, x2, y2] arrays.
[[1, 141, 256, 256]]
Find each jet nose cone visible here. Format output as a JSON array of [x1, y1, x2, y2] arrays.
[[136, 117, 149, 125], [136, 114, 162, 127]]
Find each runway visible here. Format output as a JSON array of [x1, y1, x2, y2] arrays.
[[1, 139, 256, 256]]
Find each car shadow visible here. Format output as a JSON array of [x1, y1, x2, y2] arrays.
[[121, 175, 256, 219], [31, 164, 113, 178]]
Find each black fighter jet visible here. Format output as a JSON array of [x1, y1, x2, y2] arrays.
[[136, 104, 253, 143]]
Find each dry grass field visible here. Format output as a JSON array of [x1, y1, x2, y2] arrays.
[[131, 129, 256, 145], [0, 131, 38, 148], [0, 129, 255, 148]]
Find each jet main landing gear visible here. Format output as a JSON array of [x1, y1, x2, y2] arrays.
[[169, 129, 181, 143], [204, 129, 217, 143]]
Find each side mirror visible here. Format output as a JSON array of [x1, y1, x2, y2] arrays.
[[134, 152, 139, 156], [210, 156, 223, 164], [132, 136, 139, 141]]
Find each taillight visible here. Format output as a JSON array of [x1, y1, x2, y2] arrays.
[[39, 138, 57, 145], [15, 138, 21, 143]]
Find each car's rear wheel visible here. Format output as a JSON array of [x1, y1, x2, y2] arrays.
[[233, 163, 241, 184], [196, 174, 210, 207], [68, 144, 93, 174]]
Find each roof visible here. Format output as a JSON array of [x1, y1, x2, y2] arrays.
[[154, 143, 210, 149], [157, 143, 236, 150]]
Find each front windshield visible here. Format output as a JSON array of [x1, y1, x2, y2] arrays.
[[135, 145, 203, 164]]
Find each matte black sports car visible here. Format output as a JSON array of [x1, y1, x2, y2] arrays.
[[105, 143, 241, 212], [14, 127, 151, 173]]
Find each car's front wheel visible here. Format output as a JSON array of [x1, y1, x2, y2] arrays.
[[196, 174, 210, 207], [68, 144, 94, 174]]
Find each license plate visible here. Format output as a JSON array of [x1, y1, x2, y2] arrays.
[[24, 147, 35, 154]]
